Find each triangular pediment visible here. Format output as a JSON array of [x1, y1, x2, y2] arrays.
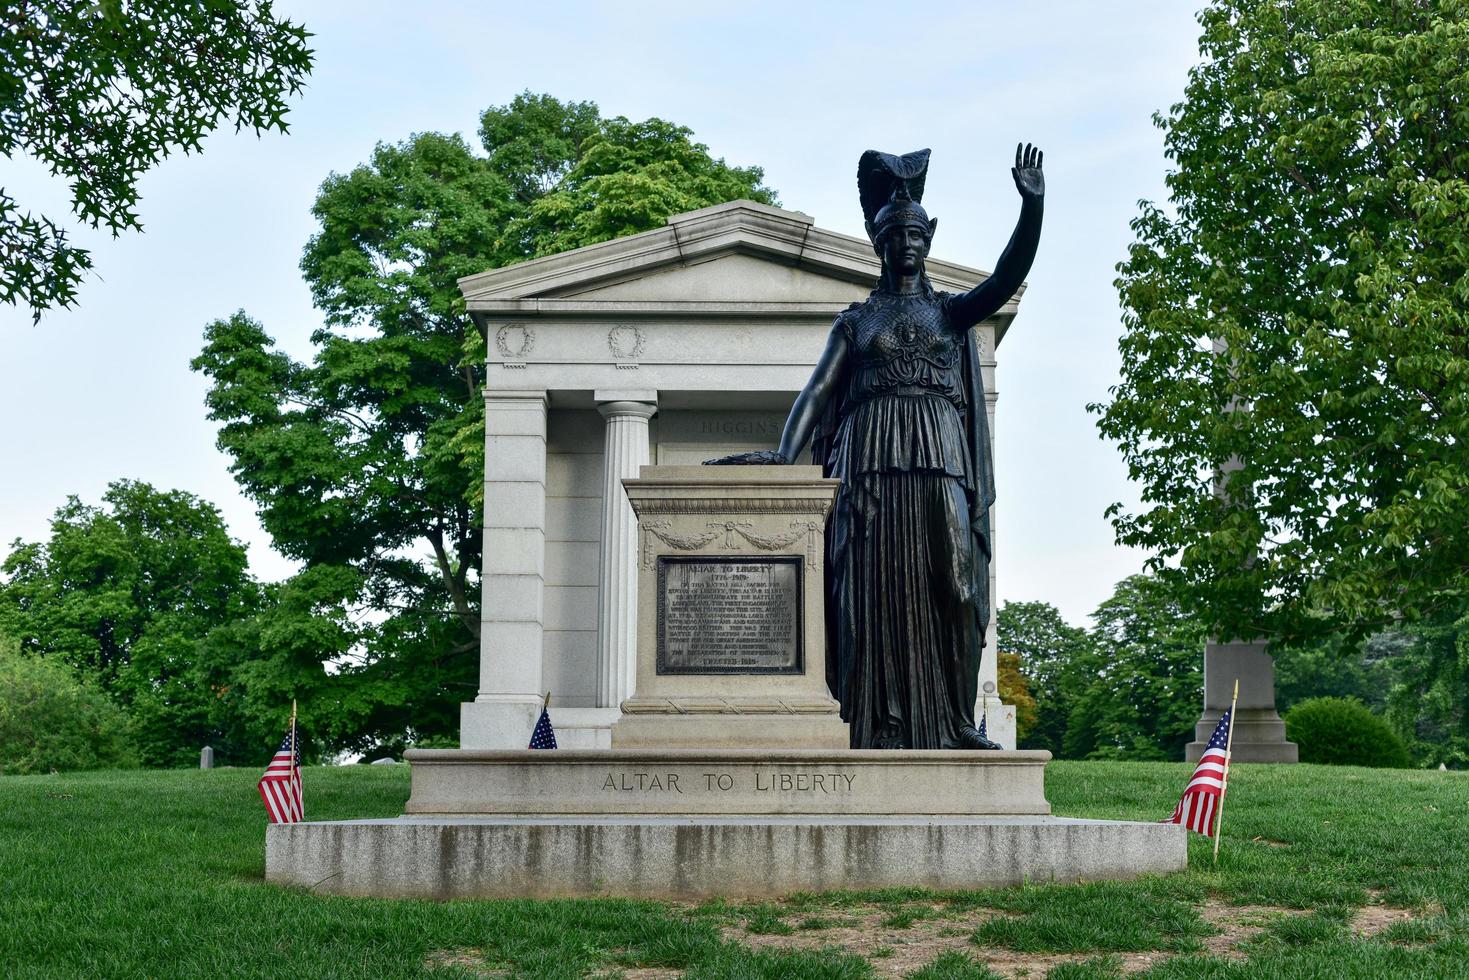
[[557, 251, 876, 305], [457, 200, 998, 306]]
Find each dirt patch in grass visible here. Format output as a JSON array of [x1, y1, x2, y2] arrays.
[[429, 899, 1429, 979], [974, 949, 1164, 978], [424, 948, 505, 977], [1350, 903, 1422, 938], [720, 904, 1176, 978], [724, 904, 977, 976], [716, 898, 1413, 977], [1197, 903, 1309, 960]]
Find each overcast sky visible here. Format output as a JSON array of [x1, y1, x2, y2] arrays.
[[0, 0, 1204, 628]]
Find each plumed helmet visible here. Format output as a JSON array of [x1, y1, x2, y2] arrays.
[[858, 148, 938, 245]]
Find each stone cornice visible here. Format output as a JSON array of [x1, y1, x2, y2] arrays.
[[465, 298, 1022, 319]]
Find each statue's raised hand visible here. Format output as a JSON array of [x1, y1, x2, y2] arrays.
[[1012, 142, 1045, 200], [703, 450, 790, 466]]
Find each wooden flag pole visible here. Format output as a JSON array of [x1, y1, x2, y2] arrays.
[[1213, 678, 1240, 864], [543, 691, 551, 711]]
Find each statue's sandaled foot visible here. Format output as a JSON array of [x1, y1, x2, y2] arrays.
[[956, 725, 1003, 750], [875, 734, 907, 750]]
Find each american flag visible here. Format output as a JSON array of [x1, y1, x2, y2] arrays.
[[257, 724, 303, 824], [528, 706, 557, 749], [1165, 708, 1232, 837]]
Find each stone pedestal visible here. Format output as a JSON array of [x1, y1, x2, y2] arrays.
[[402, 748, 1051, 817], [1185, 640, 1299, 763], [265, 747, 1189, 899], [612, 465, 847, 749]]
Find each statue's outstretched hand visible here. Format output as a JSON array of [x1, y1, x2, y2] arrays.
[[1012, 142, 1045, 200], [703, 450, 791, 466]]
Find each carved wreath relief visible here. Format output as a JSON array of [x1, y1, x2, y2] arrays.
[[607, 324, 645, 359], [495, 323, 535, 360]]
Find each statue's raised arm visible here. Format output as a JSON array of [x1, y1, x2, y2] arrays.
[[946, 143, 1045, 331]]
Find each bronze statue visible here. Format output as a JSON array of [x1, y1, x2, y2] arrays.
[[710, 145, 1044, 749]]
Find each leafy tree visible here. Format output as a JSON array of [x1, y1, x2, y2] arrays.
[[995, 650, 1038, 744], [1271, 611, 1467, 768], [190, 563, 368, 762], [0, 481, 261, 765], [508, 113, 779, 257], [1, 0, 312, 320], [0, 634, 137, 774], [1095, 1, 1469, 645], [1384, 601, 1469, 768], [1273, 631, 1398, 714], [997, 600, 1098, 754], [194, 93, 776, 751], [1066, 575, 1205, 761]]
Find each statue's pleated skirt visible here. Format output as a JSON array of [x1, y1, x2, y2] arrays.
[[830, 470, 982, 749]]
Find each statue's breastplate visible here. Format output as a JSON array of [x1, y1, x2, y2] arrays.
[[846, 293, 962, 399]]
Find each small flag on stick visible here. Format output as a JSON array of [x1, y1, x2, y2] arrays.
[[1212, 679, 1241, 862], [258, 700, 303, 824], [528, 691, 557, 750], [1164, 682, 1237, 841]]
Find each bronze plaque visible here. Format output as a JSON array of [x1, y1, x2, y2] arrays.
[[656, 556, 802, 674]]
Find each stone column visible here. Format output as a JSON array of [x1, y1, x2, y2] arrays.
[[976, 323, 1017, 748], [461, 389, 548, 749], [594, 392, 658, 708]]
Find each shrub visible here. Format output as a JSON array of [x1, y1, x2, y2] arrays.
[[1285, 696, 1412, 769], [0, 636, 137, 774]]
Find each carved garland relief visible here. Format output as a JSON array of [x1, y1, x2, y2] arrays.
[[642, 518, 824, 570]]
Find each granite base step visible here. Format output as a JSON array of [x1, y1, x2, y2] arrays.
[[266, 814, 1188, 899]]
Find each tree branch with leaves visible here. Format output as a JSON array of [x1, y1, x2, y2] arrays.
[[1, 0, 312, 320]]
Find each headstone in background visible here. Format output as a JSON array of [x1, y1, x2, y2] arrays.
[[370, 757, 399, 765], [199, 746, 214, 769]]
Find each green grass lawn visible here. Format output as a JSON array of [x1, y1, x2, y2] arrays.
[[2, 761, 1466, 979]]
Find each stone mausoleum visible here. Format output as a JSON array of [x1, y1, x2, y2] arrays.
[[265, 200, 1192, 900], [457, 200, 1025, 750]]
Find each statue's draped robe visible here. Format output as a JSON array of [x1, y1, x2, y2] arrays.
[[813, 287, 996, 749]]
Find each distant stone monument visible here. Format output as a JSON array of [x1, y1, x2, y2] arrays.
[[1186, 640, 1298, 763], [1184, 366, 1299, 765], [199, 746, 214, 769]]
